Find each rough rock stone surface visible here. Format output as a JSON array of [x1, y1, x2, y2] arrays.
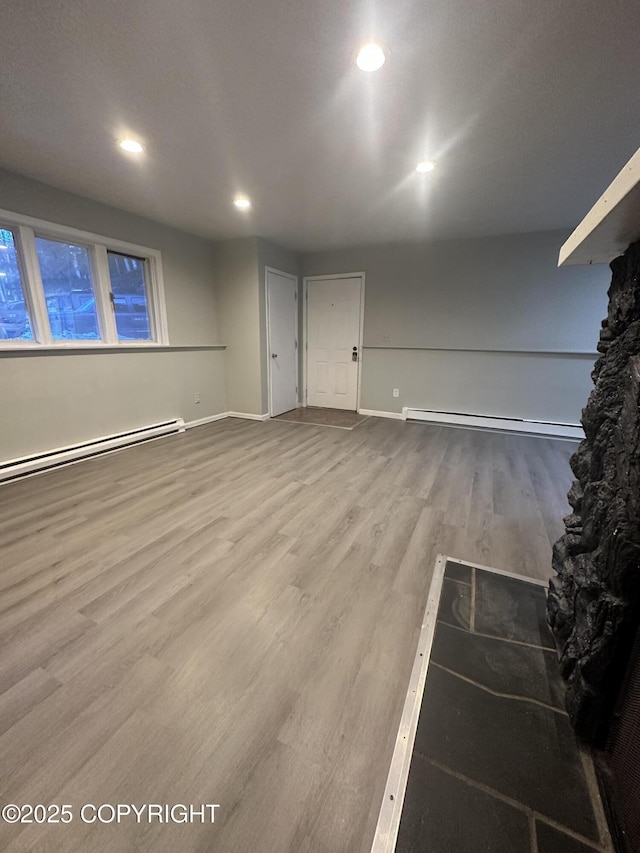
[[548, 239, 640, 744]]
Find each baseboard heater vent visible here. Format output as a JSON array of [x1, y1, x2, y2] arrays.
[[402, 408, 583, 440], [0, 418, 185, 483]]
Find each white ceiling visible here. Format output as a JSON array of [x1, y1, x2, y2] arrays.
[[1, 0, 640, 252]]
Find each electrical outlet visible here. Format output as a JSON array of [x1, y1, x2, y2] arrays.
[[194, 392, 201, 404], [393, 388, 400, 398], [383, 334, 391, 343]]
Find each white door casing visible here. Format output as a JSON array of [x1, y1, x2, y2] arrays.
[[305, 274, 364, 411], [266, 268, 298, 417]]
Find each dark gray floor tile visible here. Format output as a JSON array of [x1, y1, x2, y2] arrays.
[[536, 820, 600, 853], [414, 665, 598, 840], [437, 578, 471, 630], [431, 621, 566, 709], [445, 560, 472, 584], [475, 570, 555, 649], [396, 756, 530, 853]]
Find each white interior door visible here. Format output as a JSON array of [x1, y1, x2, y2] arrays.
[[306, 276, 362, 410], [267, 268, 298, 416]]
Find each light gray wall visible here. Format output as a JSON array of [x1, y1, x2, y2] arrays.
[[300, 231, 609, 422], [1, 349, 226, 460], [215, 237, 263, 415], [360, 349, 596, 423], [0, 169, 227, 462], [258, 238, 299, 413], [214, 236, 299, 417]]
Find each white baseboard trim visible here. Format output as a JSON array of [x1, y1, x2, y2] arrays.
[[402, 407, 584, 439], [0, 418, 185, 483], [187, 411, 272, 428], [227, 411, 270, 421], [358, 408, 405, 420], [184, 412, 229, 429], [0, 408, 280, 484]]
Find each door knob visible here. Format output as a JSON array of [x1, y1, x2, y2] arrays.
[[271, 353, 278, 358]]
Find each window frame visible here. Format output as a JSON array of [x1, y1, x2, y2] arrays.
[[0, 208, 168, 349]]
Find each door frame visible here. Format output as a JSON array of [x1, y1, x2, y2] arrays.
[[302, 271, 366, 411], [265, 266, 299, 418]]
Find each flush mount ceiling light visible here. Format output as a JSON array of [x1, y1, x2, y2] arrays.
[[118, 138, 145, 154], [356, 43, 386, 72], [416, 160, 436, 173], [233, 197, 252, 210]]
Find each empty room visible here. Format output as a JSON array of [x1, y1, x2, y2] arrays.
[[2, 2, 640, 852]]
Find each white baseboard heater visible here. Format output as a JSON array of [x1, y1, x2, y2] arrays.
[[402, 408, 583, 440], [0, 418, 185, 483]]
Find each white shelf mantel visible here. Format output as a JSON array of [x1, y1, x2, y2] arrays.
[[559, 147, 640, 267]]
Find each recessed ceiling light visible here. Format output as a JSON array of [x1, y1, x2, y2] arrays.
[[118, 139, 145, 154], [356, 43, 386, 72], [416, 160, 436, 173], [233, 197, 252, 210]]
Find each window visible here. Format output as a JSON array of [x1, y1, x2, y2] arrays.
[[107, 251, 152, 341], [36, 237, 100, 341], [0, 228, 33, 341], [0, 209, 167, 348]]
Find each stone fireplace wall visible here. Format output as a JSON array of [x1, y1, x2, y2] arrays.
[[548, 239, 640, 744]]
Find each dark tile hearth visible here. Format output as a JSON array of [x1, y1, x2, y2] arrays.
[[441, 559, 472, 584], [396, 757, 531, 853], [414, 665, 597, 839], [436, 578, 471, 630], [431, 621, 565, 710], [394, 560, 609, 853], [536, 820, 600, 853], [474, 571, 555, 649]]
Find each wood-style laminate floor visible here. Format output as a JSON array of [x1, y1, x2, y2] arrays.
[[0, 417, 576, 853]]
